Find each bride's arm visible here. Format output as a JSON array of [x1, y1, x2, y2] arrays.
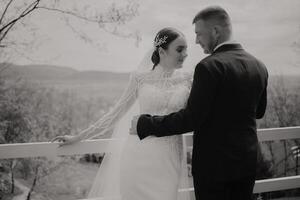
[[76, 72, 139, 140], [51, 72, 140, 145]]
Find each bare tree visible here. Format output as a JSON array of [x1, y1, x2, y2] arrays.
[[0, 0, 140, 62], [267, 75, 300, 176]]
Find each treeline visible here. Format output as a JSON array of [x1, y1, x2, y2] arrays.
[[0, 73, 112, 200], [256, 75, 300, 199]]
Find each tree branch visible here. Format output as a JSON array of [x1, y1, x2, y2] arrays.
[[36, 4, 138, 25], [0, 21, 16, 43], [0, 0, 40, 42], [36, 6, 101, 23], [0, 0, 14, 25]]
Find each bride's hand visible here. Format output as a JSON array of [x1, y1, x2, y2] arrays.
[[51, 135, 81, 147], [129, 115, 139, 135]]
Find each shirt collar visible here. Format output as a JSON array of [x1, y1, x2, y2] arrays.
[[213, 40, 239, 52]]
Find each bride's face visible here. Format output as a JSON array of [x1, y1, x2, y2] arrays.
[[160, 36, 188, 69]]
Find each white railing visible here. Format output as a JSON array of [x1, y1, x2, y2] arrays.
[[1, 126, 300, 199]]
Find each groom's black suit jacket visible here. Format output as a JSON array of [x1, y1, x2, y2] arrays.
[[137, 43, 268, 181]]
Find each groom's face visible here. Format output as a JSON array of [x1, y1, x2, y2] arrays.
[[194, 20, 215, 54]]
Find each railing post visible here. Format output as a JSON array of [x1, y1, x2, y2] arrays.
[[291, 145, 300, 175]]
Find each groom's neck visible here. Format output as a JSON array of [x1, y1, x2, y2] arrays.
[[219, 34, 232, 45], [213, 36, 236, 52]]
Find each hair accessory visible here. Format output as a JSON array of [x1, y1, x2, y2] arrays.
[[154, 35, 168, 47]]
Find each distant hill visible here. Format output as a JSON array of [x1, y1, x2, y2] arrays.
[[0, 63, 130, 82], [1, 63, 299, 90]]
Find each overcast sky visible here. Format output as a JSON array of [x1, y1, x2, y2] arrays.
[[13, 0, 300, 75]]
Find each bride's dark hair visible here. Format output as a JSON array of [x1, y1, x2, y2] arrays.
[[151, 28, 182, 70]]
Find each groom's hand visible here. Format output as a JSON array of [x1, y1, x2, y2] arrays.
[[129, 115, 139, 135]]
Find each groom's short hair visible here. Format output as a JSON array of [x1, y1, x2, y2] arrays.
[[193, 6, 231, 27]]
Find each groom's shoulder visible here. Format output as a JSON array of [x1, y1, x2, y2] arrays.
[[196, 54, 220, 69], [195, 52, 268, 77], [195, 55, 229, 77]]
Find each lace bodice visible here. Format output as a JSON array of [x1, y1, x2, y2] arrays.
[[81, 70, 193, 139], [137, 72, 192, 115], [134, 71, 193, 162]]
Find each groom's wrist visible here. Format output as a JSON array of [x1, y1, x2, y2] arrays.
[[137, 114, 152, 140]]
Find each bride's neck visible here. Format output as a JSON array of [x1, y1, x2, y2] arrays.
[[154, 63, 175, 75]]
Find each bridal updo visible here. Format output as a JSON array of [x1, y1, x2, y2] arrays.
[[151, 28, 182, 70]]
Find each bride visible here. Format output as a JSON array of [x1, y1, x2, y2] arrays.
[[52, 27, 193, 200]]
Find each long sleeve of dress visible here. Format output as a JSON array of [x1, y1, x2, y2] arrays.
[[79, 72, 139, 140]]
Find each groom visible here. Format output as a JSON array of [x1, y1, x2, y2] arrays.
[[131, 6, 268, 200]]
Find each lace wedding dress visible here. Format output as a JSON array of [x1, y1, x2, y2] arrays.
[[87, 69, 193, 200]]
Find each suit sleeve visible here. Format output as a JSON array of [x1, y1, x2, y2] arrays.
[[137, 63, 219, 140], [256, 72, 268, 119]]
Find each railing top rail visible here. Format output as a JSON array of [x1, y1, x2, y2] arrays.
[[181, 126, 300, 147], [257, 126, 300, 142], [184, 126, 300, 141], [1, 126, 300, 197], [0, 126, 300, 159]]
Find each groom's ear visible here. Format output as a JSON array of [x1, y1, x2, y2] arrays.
[[212, 25, 221, 38]]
